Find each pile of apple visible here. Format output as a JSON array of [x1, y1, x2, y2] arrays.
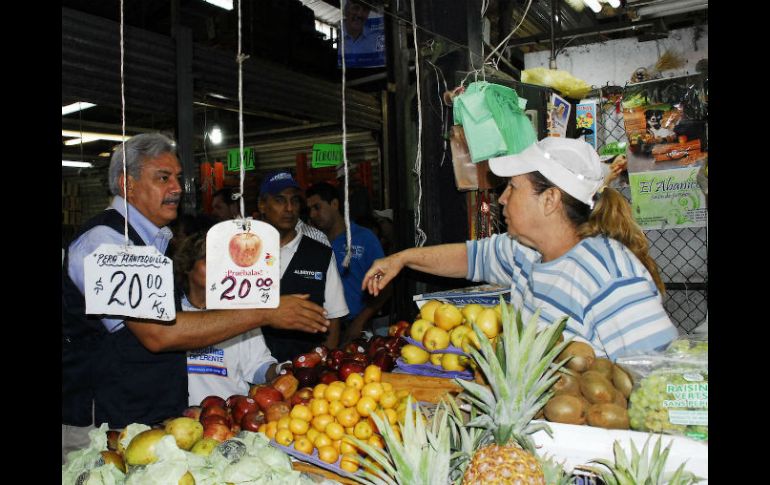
[[399, 300, 503, 373], [255, 364, 413, 474]]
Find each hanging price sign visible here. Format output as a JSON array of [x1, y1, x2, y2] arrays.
[[84, 244, 176, 321], [206, 219, 280, 309]]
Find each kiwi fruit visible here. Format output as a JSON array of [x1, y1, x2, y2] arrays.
[[588, 357, 614, 380], [552, 370, 581, 396], [586, 403, 630, 429], [558, 341, 596, 372], [544, 394, 587, 425], [612, 364, 634, 398], [580, 372, 616, 404]]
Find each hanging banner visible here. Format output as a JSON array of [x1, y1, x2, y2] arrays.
[[548, 93, 570, 137], [227, 148, 255, 172], [576, 101, 598, 148], [621, 75, 708, 228], [338, 0, 385, 68], [628, 166, 707, 230]]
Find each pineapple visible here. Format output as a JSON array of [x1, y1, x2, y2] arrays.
[[455, 300, 572, 485], [585, 436, 703, 485]]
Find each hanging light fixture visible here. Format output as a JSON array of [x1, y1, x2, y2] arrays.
[[582, 0, 603, 13], [209, 126, 223, 145]]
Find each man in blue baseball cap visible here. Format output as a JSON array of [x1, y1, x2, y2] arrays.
[[257, 171, 349, 361]]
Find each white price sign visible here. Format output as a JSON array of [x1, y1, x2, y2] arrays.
[[206, 219, 280, 309], [84, 244, 176, 321]]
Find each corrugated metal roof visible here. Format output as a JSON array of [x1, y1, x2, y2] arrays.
[[298, 0, 342, 25]]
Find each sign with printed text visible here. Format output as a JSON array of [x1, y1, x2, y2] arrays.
[[84, 244, 176, 321], [628, 166, 707, 229], [227, 147, 255, 172], [576, 101, 598, 148], [312, 144, 342, 168], [206, 219, 280, 309]]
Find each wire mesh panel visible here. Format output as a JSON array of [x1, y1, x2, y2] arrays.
[[597, 90, 707, 335]]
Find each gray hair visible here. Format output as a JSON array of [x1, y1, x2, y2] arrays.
[[108, 133, 177, 195]]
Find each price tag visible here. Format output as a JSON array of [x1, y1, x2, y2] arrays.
[[84, 244, 176, 321], [206, 219, 280, 309]]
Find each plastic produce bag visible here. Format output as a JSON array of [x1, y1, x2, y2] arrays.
[[522, 67, 592, 100], [62, 423, 126, 485], [449, 125, 495, 191], [453, 81, 536, 162], [616, 336, 708, 441]]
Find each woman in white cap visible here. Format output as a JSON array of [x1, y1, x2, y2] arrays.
[[362, 138, 677, 360]]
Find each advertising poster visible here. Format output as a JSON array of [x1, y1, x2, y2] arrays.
[[338, 0, 385, 68], [548, 93, 570, 137], [628, 166, 707, 230], [576, 101, 598, 148]]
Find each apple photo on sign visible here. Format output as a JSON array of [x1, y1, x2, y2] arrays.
[[228, 232, 262, 267]]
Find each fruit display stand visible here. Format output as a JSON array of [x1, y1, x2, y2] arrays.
[[292, 460, 359, 484], [531, 421, 708, 482], [381, 371, 463, 403]]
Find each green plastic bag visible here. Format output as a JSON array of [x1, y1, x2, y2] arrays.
[[453, 81, 536, 162]]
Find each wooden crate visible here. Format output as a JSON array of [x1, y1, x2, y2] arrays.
[[381, 372, 465, 403], [292, 462, 358, 484]]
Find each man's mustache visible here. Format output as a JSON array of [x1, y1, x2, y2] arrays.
[[163, 195, 181, 204]]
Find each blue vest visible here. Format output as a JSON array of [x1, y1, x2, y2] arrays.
[[262, 235, 330, 362], [62, 209, 187, 428]]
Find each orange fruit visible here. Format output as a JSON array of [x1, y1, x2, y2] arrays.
[[313, 383, 328, 399], [289, 418, 310, 435], [345, 426, 355, 435], [313, 432, 332, 449], [379, 391, 398, 409], [312, 414, 335, 432], [290, 404, 312, 422], [318, 445, 339, 464], [265, 421, 278, 440], [356, 396, 378, 417], [306, 428, 320, 444], [275, 428, 293, 446], [367, 434, 385, 450], [324, 383, 345, 401], [345, 372, 364, 390], [293, 436, 314, 454], [353, 420, 373, 440], [328, 399, 345, 418], [381, 382, 393, 392], [363, 365, 382, 383], [332, 439, 342, 453], [384, 408, 398, 425], [336, 407, 361, 428], [361, 383, 384, 402], [340, 387, 361, 408], [257, 423, 267, 435], [310, 398, 330, 416], [340, 453, 360, 473], [340, 437, 360, 455], [277, 416, 291, 430], [325, 421, 345, 441]]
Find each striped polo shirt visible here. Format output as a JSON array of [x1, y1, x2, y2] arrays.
[[466, 234, 678, 360]]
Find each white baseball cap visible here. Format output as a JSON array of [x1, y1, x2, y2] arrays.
[[489, 137, 605, 208]]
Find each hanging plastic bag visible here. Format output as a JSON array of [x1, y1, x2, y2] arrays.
[[522, 67, 592, 100], [453, 81, 536, 162], [450, 126, 495, 191]]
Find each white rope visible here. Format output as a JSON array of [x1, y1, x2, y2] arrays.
[[484, 0, 533, 65], [410, 0, 426, 247], [340, 4, 352, 268], [120, 0, 129, 246], [236, 0, 249, 220]]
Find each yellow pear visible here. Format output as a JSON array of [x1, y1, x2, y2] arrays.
[[191, 437, 221, 457], [419, 300, 443, 322], [410, 318, 434, 341], [449, 325, 471, 348], [475, 308, 501, 339], [429, 353, 444, 366], [165, 416, 203, 450], [422, 326, 450, 351], [401, 344, 430, 364], [440, 353, 467, 372], [461, 304, 484, 325], [433, 304, 463, 331], [124, 429, 167, 466]]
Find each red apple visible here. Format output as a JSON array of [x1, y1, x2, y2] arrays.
[[200, 395, 227, 409], [371, 349, 396, 372], [203, 422, 232, 442], [228, 232, 262, 268], [293, 352, 322, 369], [349, 351, 369, 366], [271, 373, 299, 400], [228, 395, 259, 423], [344, 342, 366, 355], [319, 369, 340, 384], [182, 406, 202, 421], [312, 345, 329, 361], [230, 424, 241, 435], [389, 321, 410, 337], [240, 410, 265, 432], [294, 366, 321, 388], [326, 349, 345, 371], [290, 387, 314, 407], [265, 401, 291, 423], [251, 386, 284, 413], [368, 336, 388, 359], [201, 414, 232, 428], [200, 405, 230, 424], [338, 359, 366, 381]]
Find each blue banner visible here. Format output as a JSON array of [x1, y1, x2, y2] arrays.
[[338, 0, 386, 68]]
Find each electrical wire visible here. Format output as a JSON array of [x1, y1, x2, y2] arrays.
[[410, 0, 426, 248], [120, 0, 129, 245], [236, 0, 249, 220], [340, 2, 352, 268], [484, 0, 533, 65]]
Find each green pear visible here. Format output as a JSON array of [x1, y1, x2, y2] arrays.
[[190, 437, 220, 457], [124, 429, 167, 465], [165, 417, 204, 450]]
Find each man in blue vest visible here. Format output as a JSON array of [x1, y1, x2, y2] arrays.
[[62, 134, 329, 462], [306, 182, 391, 345], [257, 171, 349, 362]]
